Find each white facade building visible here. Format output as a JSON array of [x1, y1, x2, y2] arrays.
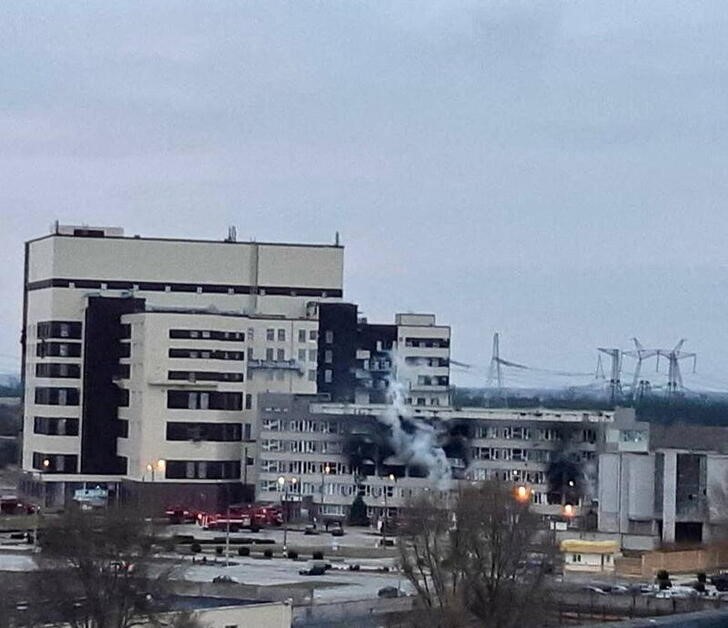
[[21, 225, 343, 506]]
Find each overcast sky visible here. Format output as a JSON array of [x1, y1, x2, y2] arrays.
[[2, 2, 728, 390]]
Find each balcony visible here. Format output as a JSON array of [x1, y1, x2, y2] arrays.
[[247, 359, 304, 373]]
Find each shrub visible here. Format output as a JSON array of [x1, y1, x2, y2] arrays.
[[312, 551, 324, 560], [697, 572, 707, 583], [263, 549, 273, 558], [191, 543, 202, 554], [215, 546, 223, 555], [237, 546, 250, 556], [656, 570, 671, 590], [347, 495, 370, 526], [287, 550, 298, 560]]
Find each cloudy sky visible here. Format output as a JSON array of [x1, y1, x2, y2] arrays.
[[2, 2, 728, 390]]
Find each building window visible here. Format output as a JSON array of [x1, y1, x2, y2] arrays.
[[32, 452, 78, 473], [245, 394, 253, 410], [298, 329, 306, 343], [36, 342, 82, 358], [298, 349, 306, 362], [35, 363, 81, 378], [266, 329, 275, 341], [167, 391, 243, 411], [37, 321, 82, 340], [277, 329, 286, 342], [34, 387, 80, 406], [166, 422, 242, 442], [309, 330, 318, 341], [324, 369, 333, 383], [165, 460, 241, 480], [308, 370, 317, 382], [266, 348, 274, 361], [277, 348, 285, 361], [33, 417, 79, 436], [325, 330, 334, 344], [324, 350, 333, 364]]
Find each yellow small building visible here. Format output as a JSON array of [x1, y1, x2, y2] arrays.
[[560, 539, 620, 573]]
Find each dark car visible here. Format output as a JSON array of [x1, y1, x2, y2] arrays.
[[299, 561, 328, 576], [711, 574, 728, 592], [378, 586, 401, 599]]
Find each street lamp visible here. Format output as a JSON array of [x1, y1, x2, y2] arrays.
[[146, 459, 166, 482], [320, 464, 331, 523], [382, 473, 395, 547], [278, 476, 297, 552], [515, 484, 531, 504]]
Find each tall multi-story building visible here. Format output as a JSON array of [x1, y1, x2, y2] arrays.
[[317, 304, 450, 406], [21, 224, 343, 506]]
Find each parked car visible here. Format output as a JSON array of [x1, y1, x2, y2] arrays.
[[212, 575, 238, 584], [711, 573, 728, 592], [304, 525, 320, 536], [377, 586, 401, 599], [299, 561, 328, 576]]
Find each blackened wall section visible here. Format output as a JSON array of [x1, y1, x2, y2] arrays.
[[318, 303, 358, 402], [81, 296, 145, 474]]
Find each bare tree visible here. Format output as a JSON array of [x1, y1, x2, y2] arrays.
[[398, 481, 553, 628], [32, 504, 194, 628]]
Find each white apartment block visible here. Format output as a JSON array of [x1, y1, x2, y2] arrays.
[[21, 224, 343, 507], [254, 392, 635, 524]]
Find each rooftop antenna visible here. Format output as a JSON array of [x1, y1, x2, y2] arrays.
[[597, 347, 622, 403], [225, 226, 237, 243], [335, 231, 340, 246], [623, 337, 658, 401]]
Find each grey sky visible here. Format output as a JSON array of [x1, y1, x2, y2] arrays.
[[2, 2, 728, 389]]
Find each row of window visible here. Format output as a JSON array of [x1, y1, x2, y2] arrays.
[[166, 422, 245, 442], [35, 363, 81, 378], [167, 391, 246, 411], [33, 416, 79, 436], [472, 426, 597, 443], [165, 460, 241, 480], [37, 342, 82, 358], [170, 329, 245, 342], [404, 357, 449, 367], [261, 418, 340, 434], [260, 439, 343, 454], [28, 277, 342, 299], [37, 321, 82, 340], [404, 338, 450, 348], [168, 370, 244, 383], [260, 460, 350, 475], [416, 375, 449, 386], [35, 387, 80, 406], [470, 447, 596, 463], [32, 452, 77, 473], [169, 348, 245, 361]]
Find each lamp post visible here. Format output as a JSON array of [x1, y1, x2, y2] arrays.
[[34, 459, 50, 551], [278, 476, 299, 552], [382, 473, 395, 547], [146, 459, 166, 482], [320, 464, 331, 523]]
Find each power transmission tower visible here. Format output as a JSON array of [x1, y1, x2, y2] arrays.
[[487, 332, 503, 390], [656, 339, 697, 397], [623, 338, 658, 401], [597, 347, 623, 403]]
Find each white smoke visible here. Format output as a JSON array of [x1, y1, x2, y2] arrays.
[[376, 350, 452, 486]]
